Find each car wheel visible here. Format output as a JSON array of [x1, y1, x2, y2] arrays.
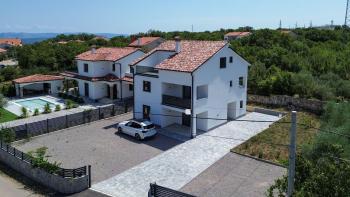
[[117, 127, 122, 133], [135, 133, 142, 140]]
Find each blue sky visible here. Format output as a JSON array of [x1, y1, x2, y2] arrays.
[[0, 0, 345, 34]]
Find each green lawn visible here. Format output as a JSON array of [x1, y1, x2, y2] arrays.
[[0, 108, 18, 123]]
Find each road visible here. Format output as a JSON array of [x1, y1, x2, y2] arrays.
[[0, 173, 41, 197]]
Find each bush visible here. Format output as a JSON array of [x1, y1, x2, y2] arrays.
[[55, 104, 61, 111], [33, 108, 39, 116], [0, 93, 8, 108], [20, 107, 28, 118], [43, 103, 51, 114], [28, 147, 61, 174], [65, 99, 74, 109], [0, 127, 15, 143]]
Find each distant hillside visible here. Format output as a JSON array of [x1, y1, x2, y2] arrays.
[[0, 32, 127, 44]]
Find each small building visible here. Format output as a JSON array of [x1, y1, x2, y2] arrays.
[[0, 38, 22, 48], [61, 47, 145, 102], [13, 74, 64, 98], [0, 59, 18, 69], [131, 38, 249, 137], [224, 32, 251, 41], [128, 37, 164, 51], [0, 48, 6, 54]]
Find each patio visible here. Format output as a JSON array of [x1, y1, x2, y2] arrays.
[[158, 124, 206, 142]]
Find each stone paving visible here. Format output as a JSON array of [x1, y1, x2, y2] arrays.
[[91, 112, 280, 197]]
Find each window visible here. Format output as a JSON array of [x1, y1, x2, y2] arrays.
[[143, 81, 151, 92], [220, 57, 226, 68], [130, 67, 134, 74], [229, 56, 233, 63], [84, 63, 88, 72], [197, 85, 208, 100], [240, 100, 244, 108], [112, 63, 115, 71], [239, 77, 244, 87], [129, 84, 133, 91], [143, 105, 150, 120], [132, 122, 142, 129], [230, 80, 232, 87]]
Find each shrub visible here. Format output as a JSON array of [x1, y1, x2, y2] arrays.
[[65, 99, 74, 109], [28, 147, 61, 174], [55, 104, 61, 111], [33, 108, 39, 116], [0, 127, 15, 143], [20, 107, 28, 118], [43, 103, 51, 114], [0, 94, 8, 108]]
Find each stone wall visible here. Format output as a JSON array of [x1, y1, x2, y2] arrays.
[[248, 94, 325, 114], [0, 145, 89, 194]]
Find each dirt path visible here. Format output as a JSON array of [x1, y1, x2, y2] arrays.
[[0, 173, 40, 197]]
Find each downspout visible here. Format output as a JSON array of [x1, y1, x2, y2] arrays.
[[190, 72, 195, 138], [116, 63, 122, 100], [132, 65, 135, 119]]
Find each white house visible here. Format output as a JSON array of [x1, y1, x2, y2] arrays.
[[62, 47, 145, 102], [131, 38, 250, 137]]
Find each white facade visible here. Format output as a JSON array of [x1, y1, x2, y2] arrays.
[[74, 50, 144, 101], [133, 44, 249, 135], [15, 80, 63, 98]]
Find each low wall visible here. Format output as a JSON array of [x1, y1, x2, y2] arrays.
[[0, 144, 89, 194], [248, 94, 325, 114]]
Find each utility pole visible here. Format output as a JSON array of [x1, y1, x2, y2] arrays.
[[279, 20, 282, 29], [287, 111, 297, 197], [345, 0, 350, 26]]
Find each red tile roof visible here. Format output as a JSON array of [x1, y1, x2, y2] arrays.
[[61, 71, 121, 82], [0, 38, 22, 46], [121, 76, 133, 83], [132, 40, 227, 73], [13, 74, 64, 84], [0, 48, 6, 53], [76, 47, 139, 61], [225, 32, 251, 37], [129, 37, 161, 47]]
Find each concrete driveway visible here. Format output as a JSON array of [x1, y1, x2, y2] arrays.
[[13, 113, 182, 183], [91, 112, 280, 197], [181, 152, 286, 197]]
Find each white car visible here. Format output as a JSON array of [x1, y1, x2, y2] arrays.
[[117, 120, 157, 140]]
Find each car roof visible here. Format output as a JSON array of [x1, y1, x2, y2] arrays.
[[131, 120, 153, 126]]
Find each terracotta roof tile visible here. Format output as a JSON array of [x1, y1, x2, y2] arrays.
[[76, 47, 139, 61], [0, 38, 22, 46], [132, 40, 227, 73], [129, 37, 161, 47], [121, 76, 133, 83], [13, 74, 63, 84]]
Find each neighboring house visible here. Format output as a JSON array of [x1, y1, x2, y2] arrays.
[[128, 37, 165, 51], [61, 47, 145, 102], [13, 74, 64, 98], [0, 59, 18, 69], [224, 32, 251, 41], [131, 38, 250, 137], [0, 38, 22, 48]]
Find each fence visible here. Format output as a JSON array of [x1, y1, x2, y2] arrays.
[[248, 94, 325, 114], [0, 141, 90, 194], [10, 103, 132, 141], [149, 183, 196, 197]]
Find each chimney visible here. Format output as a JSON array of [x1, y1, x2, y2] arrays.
[[174, 36, 181, 53], [137, 37, 141, 46], [91, 45, 96, 54]]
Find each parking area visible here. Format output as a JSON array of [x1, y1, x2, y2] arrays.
[[13, 113, 182, 183]]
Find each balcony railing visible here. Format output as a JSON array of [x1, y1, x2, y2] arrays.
[[162, 95, 191, 109]]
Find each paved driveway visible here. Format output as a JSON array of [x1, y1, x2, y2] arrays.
[[181, 152, 286, 197], [91, 112, 280, 197], [13, 113, 182, 183]]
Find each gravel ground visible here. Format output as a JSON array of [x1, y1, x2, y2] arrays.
[[181, 152, 286, 197], [13, 112, 182, 183]]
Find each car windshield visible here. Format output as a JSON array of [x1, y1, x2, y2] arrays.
[[143, 124, 155, 130]]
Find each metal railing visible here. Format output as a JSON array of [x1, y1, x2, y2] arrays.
[[162, 95, 191, 109], [149, 183, 196, 197]]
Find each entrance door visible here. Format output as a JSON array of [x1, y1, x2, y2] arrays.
[[113, 84, 117, 99], [182, 86, 191, 99], [182, 113, 191, 126], [84, 83, 89, 97], [227, 102, 237, 120], [143, 105, 150, 120], [43, 83, 50, 94]]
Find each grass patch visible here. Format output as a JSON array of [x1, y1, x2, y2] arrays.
[[233, 106, 320, 165], [0, 108, 18, 123]]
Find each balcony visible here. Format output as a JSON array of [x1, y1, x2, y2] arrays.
[[162, 95, 191, 109]]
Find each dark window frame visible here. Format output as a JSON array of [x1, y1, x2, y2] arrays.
[[239, 76, 244, 87], [143, 81, 151, 92], [220, 57, 227, 68], [84, 63, 88, 72], [230, 80, 232, 87], [229, 56, 233, 63], [129, 84, 133, 91], [112, 63, 116, 71], [240, 100, 244, 108]]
